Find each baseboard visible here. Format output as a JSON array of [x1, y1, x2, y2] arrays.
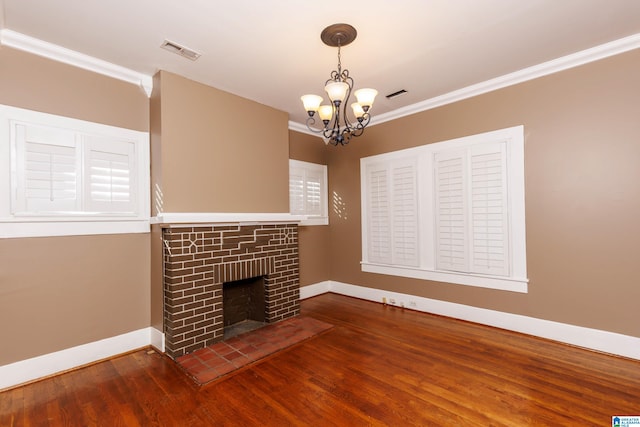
[[299, 281, 331, 299], [150, 326, 165, 352], [302, 280, 640, 361], [0, 327, 164, 390]]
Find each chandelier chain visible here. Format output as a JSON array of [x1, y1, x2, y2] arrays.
[[337, 43, 342, 77]]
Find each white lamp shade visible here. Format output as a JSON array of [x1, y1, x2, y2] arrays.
[[354, 88, 378, 108], [351, 102, 365, 118], [301, 94, 323, 112], [318, 105, 334, 121], [325, 81, 349, 103]]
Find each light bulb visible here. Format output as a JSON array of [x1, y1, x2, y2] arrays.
[[354, 88, 378, 111], [325, 81, 349, 104], [318, 105, 334, 122], [351, 102, 365, 119], [301, 94, 323, 114]]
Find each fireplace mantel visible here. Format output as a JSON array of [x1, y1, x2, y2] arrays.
[[151, 212, 306, 226]]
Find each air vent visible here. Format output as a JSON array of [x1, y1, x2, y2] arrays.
[[386, 89, 407, 99], [160, 40, 201, 61]]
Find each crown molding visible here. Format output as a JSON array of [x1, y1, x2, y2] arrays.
[[290, 33, 640, 132], [0, 29, 153, 97]]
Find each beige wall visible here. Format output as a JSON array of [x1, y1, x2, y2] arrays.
[[323, 49, 640, 338], [152, 71, 289, 213], [289, 130, 331, 286], [0, 234, 150, 364], [0, 47, 151, 365], [0, 47, 148, 131]]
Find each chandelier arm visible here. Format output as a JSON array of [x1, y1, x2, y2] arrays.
[[305, 116, 331, 135], [353, 112, 372, 134], [327, 72, 339, 85], [328, 103, 341, 141], [341, 74, 356, 132]]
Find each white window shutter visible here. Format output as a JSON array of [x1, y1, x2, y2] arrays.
[[391, 161, 419, 267], [469, 142, 509, 276], [304, 168, 323, 216], [289, 166, 305, 215], [366, 164, 392, 264], [360, 125, 525, 292], [288, 160, 328, 225], [365, 159, 419, 267], [13, 123, 79, 214], [434, 150, 468, 272], [83, 135, 136, 214]]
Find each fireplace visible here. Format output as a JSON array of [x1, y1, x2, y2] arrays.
[[161, 222, 300, 359]]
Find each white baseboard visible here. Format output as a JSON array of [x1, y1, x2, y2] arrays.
[[300, 281, 640, 361], [150, 326, 165, 352], [299, 281, 331, 299], [0, 327, 164, 390]]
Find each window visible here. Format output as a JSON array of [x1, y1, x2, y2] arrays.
[[289, 159, 328, 225], [361, 126, 527, 293], [0, 104, 150, 238]]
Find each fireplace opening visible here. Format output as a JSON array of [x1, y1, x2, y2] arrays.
[[223, 276, 266, 339]]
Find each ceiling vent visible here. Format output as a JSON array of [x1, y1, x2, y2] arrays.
[[386, 89, 407, 99], [160, 40, 201, 61]]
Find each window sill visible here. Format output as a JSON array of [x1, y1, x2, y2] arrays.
[[0, 219, 150, 238], [361, 262, 528, 293]]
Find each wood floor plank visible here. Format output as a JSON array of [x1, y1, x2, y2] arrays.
[[0, 385, 22, 427], [2, 293, 639, 426]]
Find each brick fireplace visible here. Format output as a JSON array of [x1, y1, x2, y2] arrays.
[[161, 222, 300, 359]]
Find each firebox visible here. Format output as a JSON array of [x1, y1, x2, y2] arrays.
[[223, 276, 266, 338]]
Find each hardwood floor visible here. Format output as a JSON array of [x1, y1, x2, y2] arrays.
[[2, 293, 639, 426]]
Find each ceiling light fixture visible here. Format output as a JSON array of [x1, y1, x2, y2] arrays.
[[301, 24, 378, 146]]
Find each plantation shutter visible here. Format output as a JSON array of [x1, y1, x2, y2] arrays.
[[13, 123, 79, 214], [469, 142, 509, 276], [288, 160, 328, 224], [365, 159, 419, 266], [434, 150, 468, 272], [366, 164, 392, 264], [360, 125, 525, 290], [84, 136, 136, 213], [304, 168, 323, 216], [289, 166, 305, 214], [391, 161, 419, 267]]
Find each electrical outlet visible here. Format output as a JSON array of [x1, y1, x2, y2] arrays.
[[400, 301, 405, 308], [389, 298, 396, 305], [409, 301, 417, 308], [382, 297, 387, 305]]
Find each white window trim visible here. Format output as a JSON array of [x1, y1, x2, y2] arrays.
[[289, 159, 328, 226], [0, 104, 150, 238], [361, 125, 527, 293]]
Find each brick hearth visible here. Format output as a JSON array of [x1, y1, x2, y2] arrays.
[[162, 223, 300, 359]]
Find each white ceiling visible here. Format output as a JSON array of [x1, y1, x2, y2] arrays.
[[1, 0, 640, 127]]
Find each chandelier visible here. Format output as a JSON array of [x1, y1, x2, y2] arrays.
[[301, 24, 378, 146]]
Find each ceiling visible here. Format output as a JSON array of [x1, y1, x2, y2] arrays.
[[1, 0, 640, 128]]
